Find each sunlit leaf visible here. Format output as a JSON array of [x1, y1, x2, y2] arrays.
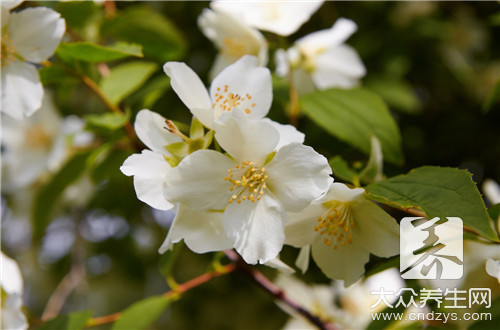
[[329, 156, 359, 185], [365, 166, 498, 241], [300, 88, 404, 165], [99, 61, 158, 106], [85, 110, 131, 130], [56, 42, 143, 63]]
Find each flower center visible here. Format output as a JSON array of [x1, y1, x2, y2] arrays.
[[314, 201, 354, 250], [1, 34, 16, 67], [225, 161, 268, 204], [222, 37, 249, 59], [24, 125, 53, 150], [213, 85, 256, 114]]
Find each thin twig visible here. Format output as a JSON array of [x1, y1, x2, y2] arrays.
[[288, 64, 300, 127], [86, 264, 236, 327], [224, 250, 336, 330]]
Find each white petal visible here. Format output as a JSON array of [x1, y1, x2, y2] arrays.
[[8, 7, 65, 62], [262, 118, 305, 150], [274, 49, 289, 77], [1, 0, 23, 10], [159, 205, 232, 254], [212, 1, 324, 36], [486, 258, 500, 283], [264, 257, 295, 274], [163, 62, 214, 127], [223, 192, 287, 264], [285, 202, 324, 247], [210, 55, 272, 120], [0, 252, 23, 295], [120, 150, 174, 210], [324, 182, 364, 202], [164, 150, 235, 211], [1, 61, 43, 119], [312, 238, 369, 286], [352, 200, 400, 258], [483, 179, 500, 205], [295, 245, 311, 273], [266, 143, 332, 212], [312, 45, 366, 89], [198, 9, 268, 78], [133, 109, 181, 155], [1, 292, 28, 330], [213, 109, 279, 165], [297, 18, 358, 51]]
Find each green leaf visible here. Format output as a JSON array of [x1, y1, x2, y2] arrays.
[[488, 203, 500, 223], [365, 166, 498, 241], [127, 76, 170, 109], [99, 61, 158, 106], [366, 78, 421, 114], [102, 6, 186, 62], [39, 66, 78, 85], [39, 310, 92, 330], [56, 41, 143, 63], [329, 156, 359, 185], [112, 296, 171, 330], [32, 152, 91, 242], [300, 88, 404, 165], [482, 78, 500, 113], [85, 109, 131, 130]]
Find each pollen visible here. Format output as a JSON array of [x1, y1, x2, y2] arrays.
[[1, 34, 16, 67], [221, 36, 250, 59], [314, 201, 354, 249], [24, 125, 53, 150], [224, 161, 268, 204], [212, 84, 256, 114]]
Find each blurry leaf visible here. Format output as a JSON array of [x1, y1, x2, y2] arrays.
[[39, 310, 92, 330], [112, 296, 171, 330], [128, 76, 170, 109], [482, 78, 500, 113], [329, 156, 359, 185], [366, 78, 421, 114], [56, 42, 143, 63], [488, 12, 500, 26], [55, 1, 99, 29], [365, 166, 498, 241], [32, 152, 91, 242], [300, 88, 404, 165], [102, 6, 186, 62], [99, 61, 158, 106], [85, 109, 131, 130], [39, 66, 78, 85]]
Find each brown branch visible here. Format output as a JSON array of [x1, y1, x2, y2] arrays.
[[86, 264, 236, 327], [288, 66, 300, 127], [224, 250, 336, 330]]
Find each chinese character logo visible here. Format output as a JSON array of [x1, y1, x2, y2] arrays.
[[400, 217, 463, 280]]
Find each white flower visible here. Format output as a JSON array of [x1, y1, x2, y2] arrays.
[[120, 109, 182, 211], [275, 268, 404, 330], [164, 55, 272, 129], [211, 0, 324, 36], [285, 182, 399, 286], [198, 8, 268, 78], [0, 251, 28, 330], [483, 179, 500, 206], [1, 94, 93, 190], [164, 109, 332, 264], [276, 18, 366, 93], [486, 258, 500, 284], [1, 5, 65, 119]]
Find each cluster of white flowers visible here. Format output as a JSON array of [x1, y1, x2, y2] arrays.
[[1, 0, 65, 120], [121, 0, 398, 285]]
